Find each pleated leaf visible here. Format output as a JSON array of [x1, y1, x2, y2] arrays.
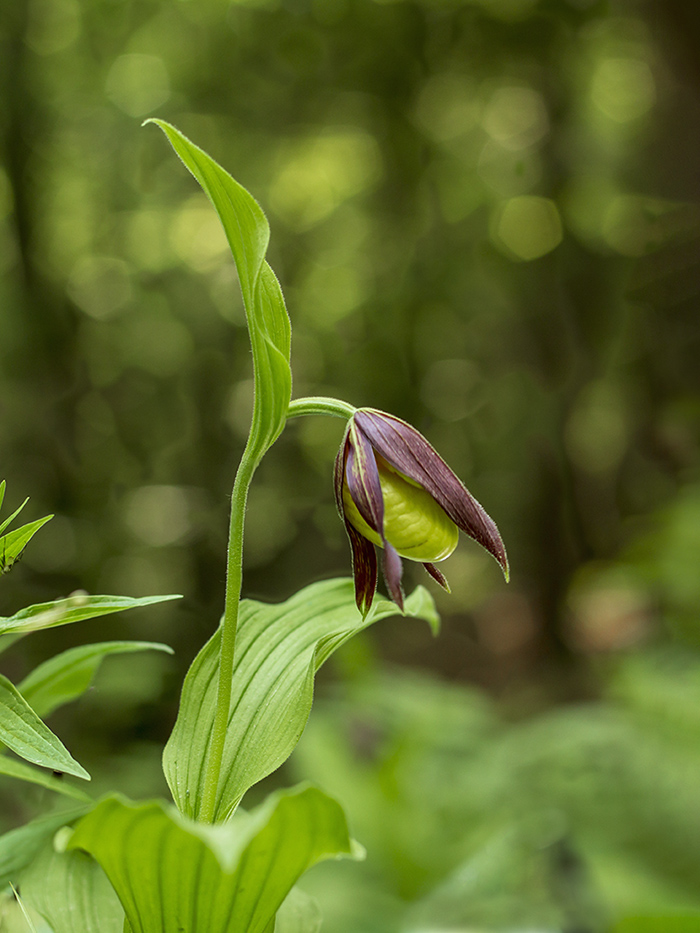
[[0, 673, 89, 779], [146, 120, 292, 464], [164, 578, 438, 821], [18, 640, 173, 720], [68, 785, 362, 933], [20, 841, 124, 933], [0, 593, 180, 637], [0, 805, 89, 887]]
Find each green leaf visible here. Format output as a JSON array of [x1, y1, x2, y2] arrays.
[[0, 593, 181, 637], [68, 785, 362, 933], [164, 578, 438, 821], [274, 887, 323, 933], [146, 120, 292, 464], [0, 755, 91, 802], [0, 497, 30, 535], [18, 640, 173, 720], [20, 841, 124, 933], [0, 516, 53, 574], [0, 805, 89, 887], [0, 674, 90, 780], [0, 480, 4, 513]]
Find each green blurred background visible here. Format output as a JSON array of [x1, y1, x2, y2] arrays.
[[1, 0, 700, 929]]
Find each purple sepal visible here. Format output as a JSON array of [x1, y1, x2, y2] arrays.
[[354, 409, 509, 580]]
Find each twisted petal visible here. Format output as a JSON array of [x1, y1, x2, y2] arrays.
[[334, 424, 379, 615], [423, 562, 450, 592], [344, 423, 384, 536], [346, 521, 378, 616], [383, 541, 404, 612], [355, 409, 509, 580]]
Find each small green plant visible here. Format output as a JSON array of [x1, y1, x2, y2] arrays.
[[0, 123, 507, 932]]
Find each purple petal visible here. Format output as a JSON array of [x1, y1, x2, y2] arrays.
[[382, 541, 404, 612], [345, 423, 384, 536], [333, 425, 351, 516], [423, 562, 450, 592], [346, 521, 378, 616], [355, 409, 509, 580]]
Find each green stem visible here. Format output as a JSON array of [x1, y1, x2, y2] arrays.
[[199, 395, 353, 823], [286, 396, 357, 420], [199, 442, 257, 824]]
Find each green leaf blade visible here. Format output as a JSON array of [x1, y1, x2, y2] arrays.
[[164, 578, 438, 821], [68, 785, 360, 933], [146, 120, 292, 461], [0, 515, 52, 573], [18, 640, 173, 719], [0, 805, 89, 887], [0, 755, 91, 802], [20, 842, 124, 933], [0, 593, 181, 637], [0, 674, 90, 780]]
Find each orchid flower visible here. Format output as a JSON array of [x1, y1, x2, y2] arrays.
[[334, 408, 509, 615]]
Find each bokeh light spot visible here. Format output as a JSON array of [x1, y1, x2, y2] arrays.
[[493, 196, 563, 260], [124, 485, 192, 547], [68, 256, 132, 319], [420, 359, 484, 422], [105, 54, 171, 118], [414, 73, 480, 142], [565, 381, 628, 474], [482, 85, 548, 151], [170, 195, 230, 272], [26, 0, 80, 55], [270, 130, 381, 230], [591, 57, 655, 123]]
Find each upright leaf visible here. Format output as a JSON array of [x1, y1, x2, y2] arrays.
[[0, 674, 89, 780], [20, 842, 124, 933], [146, 120, 292, 463], [68, 785, 362, 933], [18, 640, 173, 719], [163, 578, 438, 821]]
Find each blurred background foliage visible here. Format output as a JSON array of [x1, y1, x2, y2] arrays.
[[1, 0, 700, 929]]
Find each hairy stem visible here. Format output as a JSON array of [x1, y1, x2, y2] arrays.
[[199, 443, 257, 824], [199, 395, 354, 823], [286, 396, 357, 420]]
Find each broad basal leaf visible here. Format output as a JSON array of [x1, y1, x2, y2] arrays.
[[20, 839, 124, 933], [68, 784, 362, 933], [18, 640, 173, 719], [0, 673, 89, 780], [164, 577, 438, 821], [0, 755, 91, 801], [146, 120, 292, 462], [0, 805, 89, 887], [0, 593, 180, 637]]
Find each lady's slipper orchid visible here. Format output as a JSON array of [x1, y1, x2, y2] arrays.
[[334, 408, 509, 615]]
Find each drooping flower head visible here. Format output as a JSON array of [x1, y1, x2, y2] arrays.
[[334, 408, 509, 615]]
